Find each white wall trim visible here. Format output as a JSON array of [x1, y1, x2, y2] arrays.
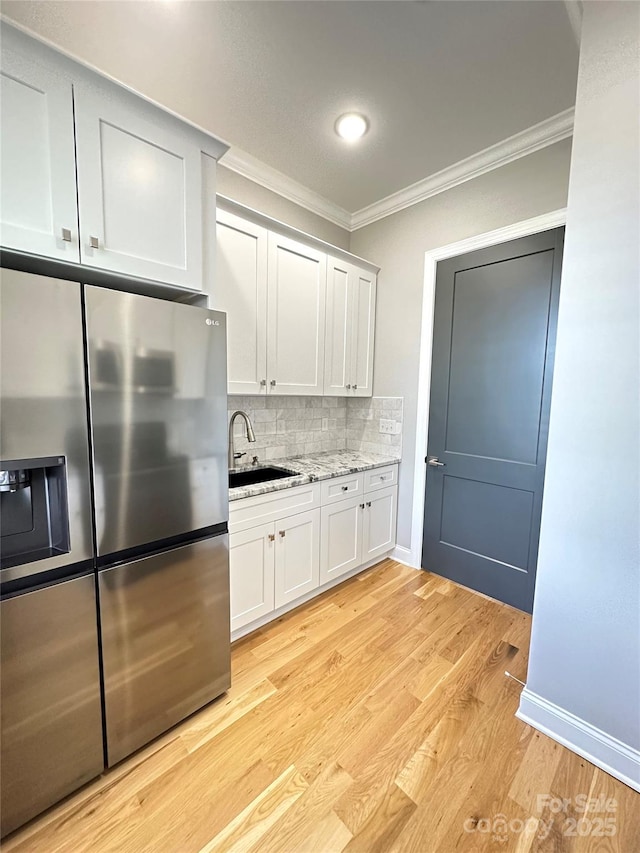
[[391, 545, 417, 569], [407, 208, 568, 569], [517, 688, 640, 793], [350, 109, 574, 230], [221, 146, 353, 231], [222, 112, 573, 235]]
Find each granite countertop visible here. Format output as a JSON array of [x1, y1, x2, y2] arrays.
[[229, 450, 401, 502]]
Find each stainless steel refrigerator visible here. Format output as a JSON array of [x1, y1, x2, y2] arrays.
[[0, 269, 230, 836]]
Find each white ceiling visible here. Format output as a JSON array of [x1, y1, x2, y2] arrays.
[[2, 1, 579, 216]]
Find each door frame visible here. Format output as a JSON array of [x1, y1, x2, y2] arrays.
[[405, 208, 567, 569]]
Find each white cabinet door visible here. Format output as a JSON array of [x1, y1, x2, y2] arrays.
[[74, 84, 203, 289], [350, 267, 377, 397], [274, 508, 320, 608], [267, 234, 327, 395], [229, 523, 275, 632], [324, 257, 352, 396], [362, 486, 397, 563], [216, 210, 268, 395], [320, 496, 364, 585], [0, 41, 79, 261]]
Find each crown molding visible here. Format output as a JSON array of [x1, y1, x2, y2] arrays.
[[220, 147, 352, 232], [350, 107, 575, 231]]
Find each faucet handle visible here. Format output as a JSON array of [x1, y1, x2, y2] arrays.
[[251, 456, 259, 466], [234, 451, 246, 461]]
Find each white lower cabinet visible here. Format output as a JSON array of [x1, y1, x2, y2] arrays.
[[362, 486, 398, 563], [320, 485, 398, 584], [229, 465, 398, 636], [229, 523, 275, 632], [274, 509, 320, 608], [320, 496, 364, 584]]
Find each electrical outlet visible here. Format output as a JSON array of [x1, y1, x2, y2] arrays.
[[379, 418, 397, 435]]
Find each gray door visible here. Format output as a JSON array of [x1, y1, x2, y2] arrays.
[[422, 228, 563, 612]]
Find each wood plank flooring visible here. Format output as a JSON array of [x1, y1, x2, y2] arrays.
[[4, 560, 638, 852]]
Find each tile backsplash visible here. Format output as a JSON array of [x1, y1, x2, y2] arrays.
[[346, 397, 403, 457], [228, 396, 403, 465]]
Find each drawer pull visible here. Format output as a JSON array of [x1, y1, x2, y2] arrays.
[[341, 485, 349, 491]]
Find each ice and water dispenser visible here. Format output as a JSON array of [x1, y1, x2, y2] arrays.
[[0, 456, 70, 570]]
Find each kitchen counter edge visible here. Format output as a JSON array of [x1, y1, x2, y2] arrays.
[[228, 451, 401, 502]]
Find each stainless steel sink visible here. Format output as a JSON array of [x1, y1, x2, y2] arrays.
[[228, 466, 298, 489]]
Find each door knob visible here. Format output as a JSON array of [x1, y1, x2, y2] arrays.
[[427, 457, 445, 467]]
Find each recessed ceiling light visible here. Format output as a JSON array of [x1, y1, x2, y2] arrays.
[[335, 113, 369, 142]]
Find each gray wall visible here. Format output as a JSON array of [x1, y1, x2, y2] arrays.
[[217, 166, 350, 250], [525, 2, 640, 750], [349, 139, 573, 549]]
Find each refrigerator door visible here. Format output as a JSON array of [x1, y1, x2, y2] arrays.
[[0, 575, 104, 837], [98, 534, 230, 766], [0, 269, 93, 584], [84, 286, 228, 559]]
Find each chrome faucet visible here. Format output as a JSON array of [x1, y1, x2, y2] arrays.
[[228, 410, 256, 469]]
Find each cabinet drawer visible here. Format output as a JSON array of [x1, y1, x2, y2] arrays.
[[229, 482, 321, 534], [364, 464, 398, 493], [320, 473, 363, 505]]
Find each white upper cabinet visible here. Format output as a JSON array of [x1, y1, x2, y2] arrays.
[[0, 23, 227, 292], [324, 258, 352, 395], [215, 202, 378, 397], [215, 209, 268, 394], [350, 266, 376, 397], [0, 33, 79, 262], [267, 233, 327, 395], [324, 257, 377, 396], [74, 83, 204, 289]]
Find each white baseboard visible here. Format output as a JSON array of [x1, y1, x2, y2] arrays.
[[390, 545, 419, 569], [517, 688, 640, 793]]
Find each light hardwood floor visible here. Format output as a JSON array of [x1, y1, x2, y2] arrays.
[[4, 560, 638, 852]]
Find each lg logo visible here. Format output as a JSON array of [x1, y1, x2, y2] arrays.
[[206, 318, 220, 326]]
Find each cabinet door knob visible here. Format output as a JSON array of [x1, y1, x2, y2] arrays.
[[61, 227, 72, 242], [353, 384, 358, 390], [360, 503, 365, 509], [89, 235, 100, 249], [260, 379, 267, 386], [268, 534, 275, 542], [279, 529, 285, 538], [346, 384, 351, 390], [270, 379, 277, 387], [341, 485, 348, 491], [366, 501, 372, 508]]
